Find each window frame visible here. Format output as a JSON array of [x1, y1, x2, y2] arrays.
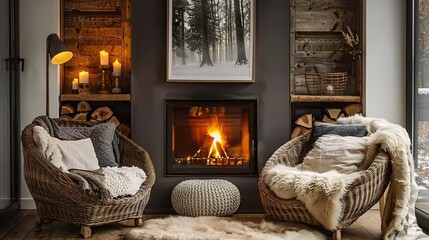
[[407, 0, 429, 230]]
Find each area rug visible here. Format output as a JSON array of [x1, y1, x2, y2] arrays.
[[126, 216, 326, 240]]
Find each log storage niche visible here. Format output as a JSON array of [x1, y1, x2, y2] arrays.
[[290, 103, 362, 139]]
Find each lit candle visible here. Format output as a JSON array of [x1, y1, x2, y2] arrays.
[[100, 50, 109, 66], [79, 71, 89, 84], [113, 59, 121, 75], [72, 78, 78, 90]]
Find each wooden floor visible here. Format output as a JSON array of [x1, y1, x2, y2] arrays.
[[0, 210, 381, 240]]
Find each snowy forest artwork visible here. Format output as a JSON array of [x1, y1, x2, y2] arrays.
[[168, 0, 254, 82]]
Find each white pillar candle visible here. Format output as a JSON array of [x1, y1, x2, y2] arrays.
[[72, 78, 78, 90], [113, 59, 121, 75], [100, 50, 109, 66], [79, 71, 89, 84]]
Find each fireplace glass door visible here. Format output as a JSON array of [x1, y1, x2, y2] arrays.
[[166, 100, 257, 175]]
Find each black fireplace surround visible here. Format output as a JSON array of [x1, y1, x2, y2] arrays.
[[166, 100, 257, 175]]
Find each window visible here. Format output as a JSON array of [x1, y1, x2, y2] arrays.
[[409, 0, 429, 225]]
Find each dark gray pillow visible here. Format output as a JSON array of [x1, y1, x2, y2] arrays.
[[305, 121, 368, 155], [57, 123, 120, 167]]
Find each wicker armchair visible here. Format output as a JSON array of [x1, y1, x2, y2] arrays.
[[258, 132, 392, 240], [21, 119, 156, 238]]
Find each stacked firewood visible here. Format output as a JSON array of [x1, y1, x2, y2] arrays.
[[60, 101, 131, 137], [291, 103, 362, 139]]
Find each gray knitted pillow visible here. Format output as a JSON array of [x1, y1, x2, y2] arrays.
[[58, 123, 119, 167]]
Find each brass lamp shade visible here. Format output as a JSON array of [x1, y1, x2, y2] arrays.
[[47, 33, 73, 64], [46, 33, 73, 116]]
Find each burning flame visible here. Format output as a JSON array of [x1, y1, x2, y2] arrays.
[[207, 116, 228, 158]]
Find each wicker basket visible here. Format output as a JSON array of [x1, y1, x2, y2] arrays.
[[305, 72, 347, 96], [320, 72, 347, 95], [305, 73, 322, 95]]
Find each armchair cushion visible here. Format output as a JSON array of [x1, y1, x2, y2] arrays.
[[33, 126, 99, 172], [310, 122, 368, 144], [57, 123, 119, 167], [304, 121, 368, 156], [301, 134, 369, 174]]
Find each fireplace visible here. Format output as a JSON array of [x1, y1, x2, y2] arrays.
[[166, 100, 257, 175]]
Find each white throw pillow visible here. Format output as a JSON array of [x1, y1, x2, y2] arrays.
[[301, 134, 369, 174], [32, 126, 99, 172]]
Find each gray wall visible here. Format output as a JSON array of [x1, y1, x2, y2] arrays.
[[132, 0, 291, 213]]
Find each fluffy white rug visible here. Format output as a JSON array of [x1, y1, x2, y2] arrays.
[[126, 216, 327, 240]]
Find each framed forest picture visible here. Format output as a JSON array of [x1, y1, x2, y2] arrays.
[[167, 0, 255, 82]]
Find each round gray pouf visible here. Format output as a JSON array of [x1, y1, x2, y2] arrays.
[[171, 179, 240, 217]]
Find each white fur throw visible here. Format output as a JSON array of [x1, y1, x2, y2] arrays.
[[264, 165, 361, 230], [126, 216, 327, 240], [338, 115, 429, 240]]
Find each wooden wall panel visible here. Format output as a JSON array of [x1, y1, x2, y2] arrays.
[[291, 0, 361, 96], [61, 0, 131, 94]]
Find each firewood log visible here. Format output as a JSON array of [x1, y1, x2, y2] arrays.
[[338, 113, 346, 119], [108, 116, 121, 127], [215, 141, 228, 158], [325, 108, 342, 120], [91, 106, 113, 121], [294, 114, 313, 129], [118, 124, 131, 138], [59, 115, 73, 120], [291, 126, 311, 139], [77, 101, 91, 113], [343, 104, 362, 116], [73, 113, 87, 121], [198, 134, 215, 158], [61, 104, 75, 115], [322, 114, 337, 124]]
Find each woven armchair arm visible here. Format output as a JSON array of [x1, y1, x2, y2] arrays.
[[261, 132, 310, 174], [340, 151, 392, 227], [119, 135, 156, 189], [21, 124, 93, 205]]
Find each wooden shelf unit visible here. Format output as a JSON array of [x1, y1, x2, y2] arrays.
[[291, 95, 361, 103], [289, 0, 365, 127], [60, 94, 131, 102]]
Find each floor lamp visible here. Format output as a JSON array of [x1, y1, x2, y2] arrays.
[[46, 33, 73, 116]]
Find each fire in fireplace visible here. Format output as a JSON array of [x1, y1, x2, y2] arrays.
[[166, 100, 257, 175]]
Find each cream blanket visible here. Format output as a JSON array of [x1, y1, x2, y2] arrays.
[[338, 115, 428, 240], [69, 166, 147, 199]]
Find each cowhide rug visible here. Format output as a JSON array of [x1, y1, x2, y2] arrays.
[[126, 216, 326, 240]]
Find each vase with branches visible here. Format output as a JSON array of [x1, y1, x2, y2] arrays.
[[341, 26, 362, 62], [341, 26, 362, 95]]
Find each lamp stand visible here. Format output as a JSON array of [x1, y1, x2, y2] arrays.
[[46, 38, 50, 116]]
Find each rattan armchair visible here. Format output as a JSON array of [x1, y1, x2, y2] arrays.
[[258, 132, 392, 240], [21, 119, 156, 238]]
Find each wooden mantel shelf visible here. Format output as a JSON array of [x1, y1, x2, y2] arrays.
[[60, 94, 131, 102], [291, 95, 361, 103]]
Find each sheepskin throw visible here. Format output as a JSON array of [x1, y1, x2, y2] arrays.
[[126, 216, 327, 240], [338, 115, 429, 240], [264, 165, 361, 230]]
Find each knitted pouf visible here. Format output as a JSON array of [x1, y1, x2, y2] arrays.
[[171, 179, 240, 217]]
